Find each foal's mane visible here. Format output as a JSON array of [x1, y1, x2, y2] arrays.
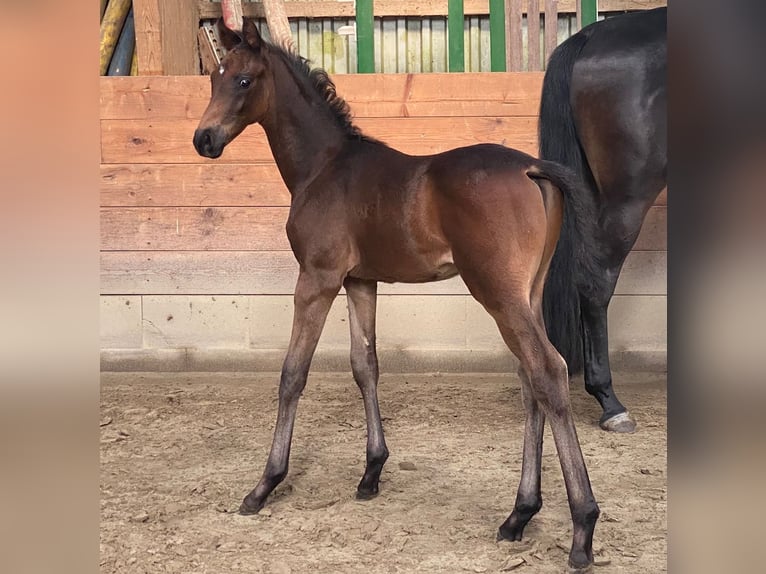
[[269, 45, 379, 143]]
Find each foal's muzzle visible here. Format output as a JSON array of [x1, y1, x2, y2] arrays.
[[193, 127, 226, 159]]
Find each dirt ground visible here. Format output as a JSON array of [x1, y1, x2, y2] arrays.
[[100, 372, 666, 574]]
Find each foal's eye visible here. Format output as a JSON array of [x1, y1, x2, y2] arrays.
[[239, 78, 252, 89]]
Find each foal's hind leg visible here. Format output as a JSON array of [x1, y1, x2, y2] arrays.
[[492, 304, 599, 571], [240, 269, 341, 515], [345, 277, 389, 499], [497, 368, 545, 541]]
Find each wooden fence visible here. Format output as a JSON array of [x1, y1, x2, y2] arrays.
[[100, 73, 666, 371], [132, 0, 667, 75]]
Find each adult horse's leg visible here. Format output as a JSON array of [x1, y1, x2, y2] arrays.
[[240, 269, 342, 514], [580, 197, 656, 433], [345, 277, 389, 499]]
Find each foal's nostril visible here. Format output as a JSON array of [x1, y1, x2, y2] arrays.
[[193, 128, 213, 155], [194, 127, 224, 158]]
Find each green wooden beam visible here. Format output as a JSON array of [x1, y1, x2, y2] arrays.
[[447, 0, 464, 72], [355, 0, 375, 73], [581, 0, 598, 28], [488, 0, 506, 71]]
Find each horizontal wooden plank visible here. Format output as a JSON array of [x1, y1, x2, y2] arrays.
[[100, 207, 290, 251], [101, 163, 290, 206], [197, 1, 666, 20], [101, 249, 665, 296], [100, 116, 539, 164], [102, 164, 667, 208], [101, 204, 664, 252], [99, 73, 544, 120]]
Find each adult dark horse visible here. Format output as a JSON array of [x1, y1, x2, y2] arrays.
[[540, 8, 667, 433], [194, 19, 602, 571]]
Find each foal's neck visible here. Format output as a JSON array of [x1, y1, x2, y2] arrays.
[[259, 54, 347, 195]]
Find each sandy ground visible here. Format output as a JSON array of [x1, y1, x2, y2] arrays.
[[100, 372, 666, 573]]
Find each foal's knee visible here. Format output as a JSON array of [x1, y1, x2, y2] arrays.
[[526, 352, 570, 417], [278, 362, 309, 401], [351, 346, 379, 387]]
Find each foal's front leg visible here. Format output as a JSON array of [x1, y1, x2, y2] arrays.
[[345, 278, 389, 499], [240, 270, 341, 515]]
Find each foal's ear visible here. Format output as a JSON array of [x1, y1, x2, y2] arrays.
[[242, 18, 263, 51], [216, 18, 242, 51]]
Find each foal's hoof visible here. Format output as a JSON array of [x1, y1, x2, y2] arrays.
[[599, 412, 636, 433], [238, 497, 265, 516], [496, 524, 523, 543], [355, 485, 380, 501], [567, 562, 594, 574]]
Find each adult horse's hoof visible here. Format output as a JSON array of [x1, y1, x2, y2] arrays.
[[599, 412, 636, 433]]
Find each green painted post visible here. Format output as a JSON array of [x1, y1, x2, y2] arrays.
[[355, 0, 375, 73], [447, 0, 465, 72], [488, 0, 506, 72], [581, 0, 598, 28]]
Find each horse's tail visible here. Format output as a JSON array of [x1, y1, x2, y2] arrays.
[[531, 159, 602, 376], [537, 27, 598, 376]]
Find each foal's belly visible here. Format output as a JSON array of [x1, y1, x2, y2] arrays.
[[349, 248, 458, 284]]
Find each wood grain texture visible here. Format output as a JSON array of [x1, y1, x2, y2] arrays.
[[528, 0, 541, 71], [100, 204, 664, 253], [99, 74, 545, 120], [101, 164, 290, 206], [544, 0, 559, 63], [101, 250, 666, 296], [158, 0, 200, 75], [101, 164, 667, 208], [132, 0, 163, 74], [100, 116, 539, 164], [197, 1, 666, 19], [100, 207, 290, 251], [506, 0, 523, 72]]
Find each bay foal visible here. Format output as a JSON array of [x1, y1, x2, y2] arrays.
[[194, 20, 601, 571]]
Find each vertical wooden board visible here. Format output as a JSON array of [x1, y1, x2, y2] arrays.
[[297, 18, 308, 58], [528, 0, 541, 70], [331, 19, 349, 74], [557, 13, 572, 46], [322, 18, 334, 72], [506, 0, 523, 71], [431, 18, 448, 73], [396, 18, 408, 72], [468, 17, 481, 72], [479, 16, 491, 72], [347, 17, 358, 73], [373, 18, 383, 73], [406, 19, 422, 73], [132, 0, 163, 75], [544, 0, 559, 64], [308, 19, 323, 67], [381, 18, 398, 73], [158, 0, 200, 75], [421, 19, 433, 72]]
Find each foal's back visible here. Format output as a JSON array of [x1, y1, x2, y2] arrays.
[[288, 140, 549, 286]]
